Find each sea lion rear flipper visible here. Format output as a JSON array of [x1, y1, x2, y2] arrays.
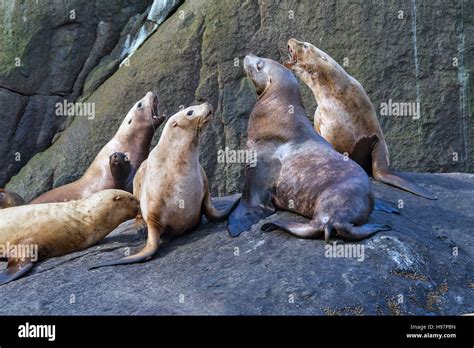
[[90, 224, 161, 269], [374, 199, 399, 214], [0, 259, 34, 286], [261, 220, 323, 239], [227, 162, 276, 237], [333, 223, 391, 241], [372, 142, 437, 200]]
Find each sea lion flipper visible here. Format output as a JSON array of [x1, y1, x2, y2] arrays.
[[201, 168, 240, 222], [90, 224, 162, 269], [374, 199, 399, 214], [334, 223, 391, 241], [227, 161, 277, 237], [0, 259, 34, 286], [261, 221, 323, 239], [372, 143, 437, 200]]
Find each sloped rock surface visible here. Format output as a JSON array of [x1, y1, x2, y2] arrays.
[[0, 173, 472, 315]]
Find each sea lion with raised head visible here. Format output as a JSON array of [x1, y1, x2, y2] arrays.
[[0, 189, 25, 209], [228, 54, 390, 241], [30, 92, 164, 204], [91, 103, 238, 268], [285, 38, 436, 200], [0, 189, 140, 285]]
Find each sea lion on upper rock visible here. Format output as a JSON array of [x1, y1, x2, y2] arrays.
[[91, 103, 238, 268], [0, 189, 140, 285], [30, 92, 164, 204], [285, 38, 436, 200], [0, 189, 25, 209], [228, 54, 390, 241], [109, 152, 132, 192]]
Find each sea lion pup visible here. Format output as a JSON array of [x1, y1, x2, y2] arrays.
[[0, 189, 25, 209], [91, 103, 238, 269], [109, 152, 132, 192], [30, 92, 164, 204], [285, 38, 436, 200], [0, 189, 140, 285], [228, 54, 390, 241]]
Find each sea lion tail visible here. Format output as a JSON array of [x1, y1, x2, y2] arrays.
[[0, 259, 34, 286]]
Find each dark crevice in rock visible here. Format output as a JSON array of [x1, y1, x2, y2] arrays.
[[0, 85, 67, 97]]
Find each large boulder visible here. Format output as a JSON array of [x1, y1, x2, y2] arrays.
[[6, 0, 473, 200], [0, 0, 153, 186], [0, 173, 472, 315]]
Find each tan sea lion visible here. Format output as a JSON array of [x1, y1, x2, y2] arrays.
[[0, 189, 140, 285], [285, 38, 436, 200], [91, 103, 238, 268], [30, 92, 164, 204], [109, 152, 132, 192], [0, 189, 25, 209], [228, 54, 390, 241]]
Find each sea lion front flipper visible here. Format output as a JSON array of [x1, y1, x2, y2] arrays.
[[0, 258, 34, 286], [90, 224, 162, 269], [372, 141, 437, 200], [227, 162, 276, 237], [374, 199, 399, 214]]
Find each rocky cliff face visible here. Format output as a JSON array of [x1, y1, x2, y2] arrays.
[[2, 0, 473, 200]]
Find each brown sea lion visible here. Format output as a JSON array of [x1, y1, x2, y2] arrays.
[[0, 189, 140, 285], [228, 54, 390, 241], [91, 103, 238, 268], [0, 189, 25, 209], [285, 38, 436, 200], [30, 92, 164, 204], [109, 152, 132, 192]]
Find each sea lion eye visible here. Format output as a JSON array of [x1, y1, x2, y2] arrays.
[[187, 110, 194, 116], [320, 55, 327, 61], [137, 102, 143, 108], [256, 60, 264, 71], [128, 119, 132, 125]]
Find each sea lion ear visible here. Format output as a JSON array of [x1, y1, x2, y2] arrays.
[[269, 76, 272, 84], [124, 152, 130, 162], [172, 121, 178, 127], [114, 196, 122, 201]]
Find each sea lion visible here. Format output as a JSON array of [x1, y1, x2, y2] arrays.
[[228, 54, 390, 241], [91, 103, 238, 268], [0, 189, 140, 285], [0, 189, 25, 209], [30, 91, 164, 204], [109, 152, 132, 192], [285, 38, 436, 199]]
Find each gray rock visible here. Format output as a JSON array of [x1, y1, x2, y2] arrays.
[[0, 173, 472, 315], [6, 0, 472, 199]]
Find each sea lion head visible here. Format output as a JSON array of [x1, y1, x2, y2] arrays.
[[87, 189, 141, 228], [165, 103, 213, 139], [286, 38, 339, 86], [244, 54, 298, 98], [109, 152, 130, 168], [123, 91, 165, 130]]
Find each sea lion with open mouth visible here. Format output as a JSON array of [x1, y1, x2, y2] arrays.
[[285, 38, 436, 200], [30, 92, 164, 204], [228, 54, 390, 241], [91, 103, 238, 268]]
